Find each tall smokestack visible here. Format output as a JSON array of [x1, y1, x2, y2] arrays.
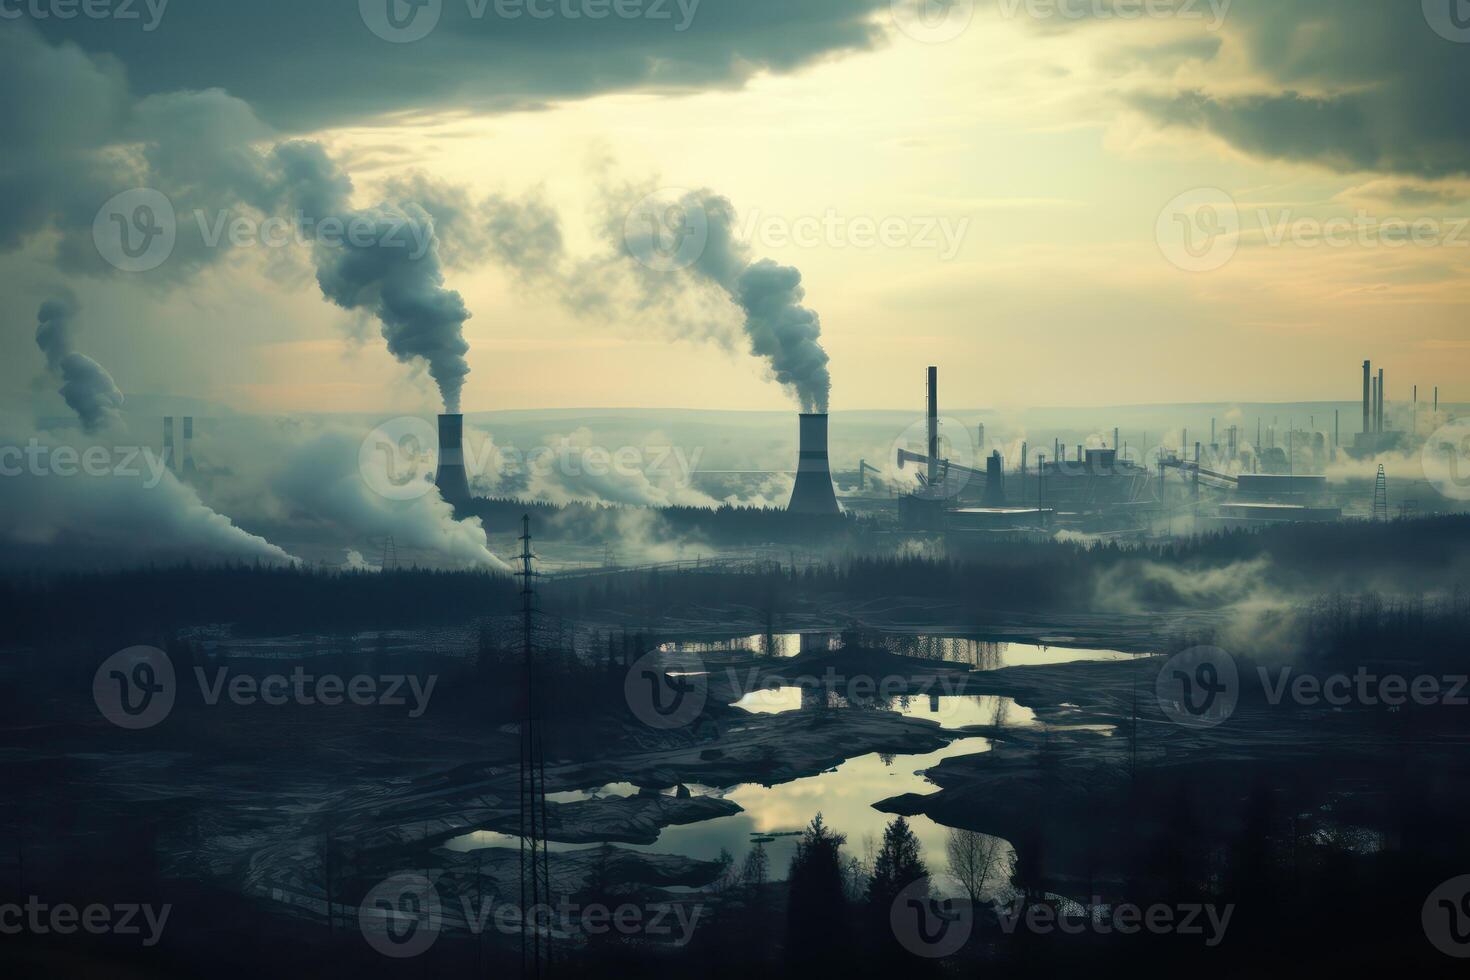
[[926, 367, 939, 487], [788, 413, 840, 515], [1363, 360, 1371, 434], [435, 414, 472, 510], [182, 416, 196, 475], [1378, 368, 1385, 432], [163, 416, 175, 472]]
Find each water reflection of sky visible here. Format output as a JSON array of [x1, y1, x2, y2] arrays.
[[731, 689, 1038, 730], [659, 633, 1136, 670], [445, 738, 1011, 896]]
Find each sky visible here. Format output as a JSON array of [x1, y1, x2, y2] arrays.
[[4, 0, 1470, 418]]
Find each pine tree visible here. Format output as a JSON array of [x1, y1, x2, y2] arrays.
[[786, 813, 849, 970], [867, 815, 929, 911]]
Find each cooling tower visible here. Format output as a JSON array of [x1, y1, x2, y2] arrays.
[[787, 413, 841, 515], [435, 413, 472, 510]]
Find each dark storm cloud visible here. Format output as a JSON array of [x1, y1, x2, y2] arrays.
[[32, 0, 889, 131], [1130, 3, 1470, 177]]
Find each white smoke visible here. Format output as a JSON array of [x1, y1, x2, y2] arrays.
[[194, 420, 510, 572], [271, 142, 474, 414], [623, 190, 833, 413], [34, 297, 124, 433], [0, 421, 294, 570]]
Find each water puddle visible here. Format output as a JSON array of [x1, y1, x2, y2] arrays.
[[445, 738, 1011, 896]]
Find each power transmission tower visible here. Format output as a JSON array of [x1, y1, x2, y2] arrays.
[[1372, 465, 1389, 522], [380, 535, 399, 571], [517, 515, 552, 978]]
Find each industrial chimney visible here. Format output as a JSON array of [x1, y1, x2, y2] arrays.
[[182, 416, 196, 476], [926, 366, 939, 487], [788, 413, 841, 515], [435, 413, 472, 510], [1362, 360, 1371, 434]]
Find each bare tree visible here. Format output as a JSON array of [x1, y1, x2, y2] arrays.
[[946, 827, 1011, 905]]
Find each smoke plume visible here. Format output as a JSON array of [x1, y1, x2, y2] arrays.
[[34, 298, 124, 433], [270, 142, 473, 414], [625, 190, 832, 413]]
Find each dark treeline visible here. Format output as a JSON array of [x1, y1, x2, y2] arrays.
[[464, 496, 862, 546], [0, 564, 519, 647], [1299, 589, 1470, 668], [5, 515, 1468, 644]]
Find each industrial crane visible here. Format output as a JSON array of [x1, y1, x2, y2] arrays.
[[858, 459, 883, 491]]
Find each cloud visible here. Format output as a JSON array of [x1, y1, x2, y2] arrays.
[[32, 0, 890, 131], [1125, 4, 1470, 177]]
